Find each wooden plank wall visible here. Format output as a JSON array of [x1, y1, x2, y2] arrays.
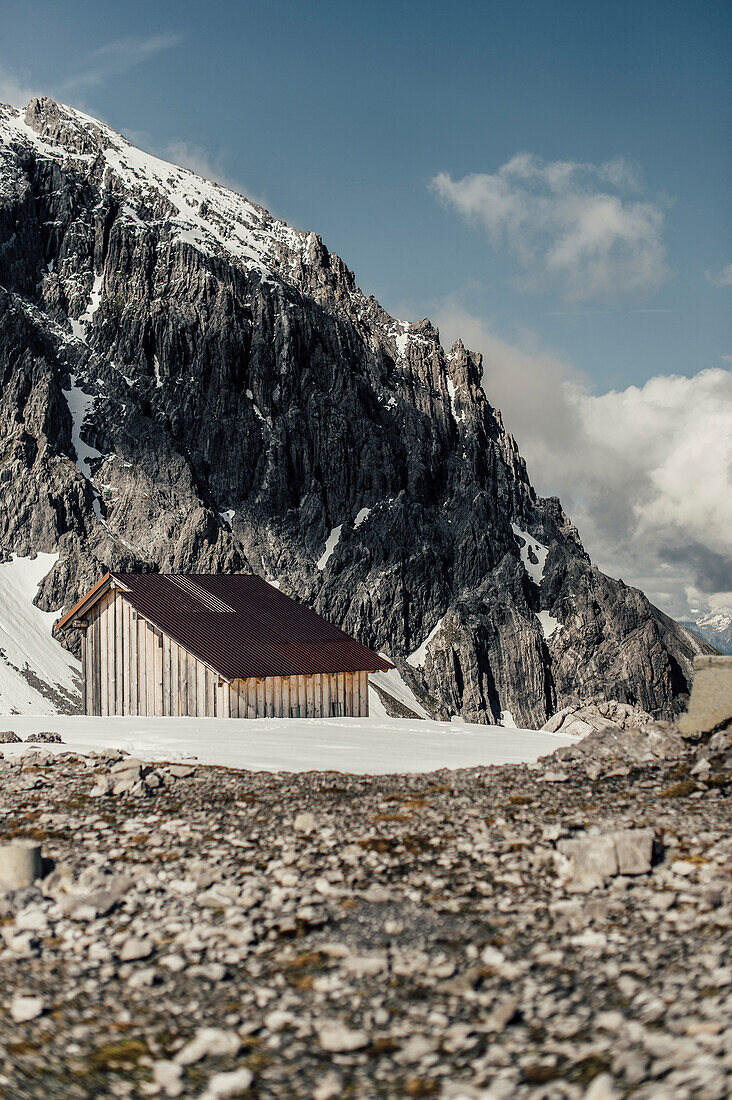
[[84, 591, 220, 718], [228, 670, 370, 719], [83, 590, 372, 719]]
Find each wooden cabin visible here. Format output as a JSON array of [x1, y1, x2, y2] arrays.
[[56, 572, 392, 719]]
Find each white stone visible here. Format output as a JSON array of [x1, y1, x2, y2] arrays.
[[175, 1027, 241, 1065], [679, 656, 732, 735], [153, 1060, 183, 1097], [396, 1035, 435, 1063], [110, 757, 143, 774], [89, 776, 113, 797], [341, 953, 387, 977], [15, 906, 48, 932], [293, 812, 316, 834], [168, 764, 196, 778], [10, 994, 44, 1022], [160, 953, 187, 972], [485, 996, 519, 1032], [119, 935, 154, 961], [480, 945, 507, 969], [263, 1010, 294, 1031], [613, 829, 654, 875], [318, 1023, 370, 1052], [557, 835, 618, 892], [584, 1072, 620, 1099], [313, 1071, 342, 1100], [671, 860, 696, 877], [198, 1067, 253, 1098]]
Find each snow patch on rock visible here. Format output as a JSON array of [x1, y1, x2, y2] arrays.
[[63, 375, 102, 480], [446, 377, 464, 424], [0, 100, 309, 277], [537, 610, 561, 639], [511, 524, 550, 585], [407, 616, 445, 668], [369, 667, 430, 719], [317, 525, 343, 571]]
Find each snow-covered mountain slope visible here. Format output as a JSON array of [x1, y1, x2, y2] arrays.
[[0, 554, 80, 714], [0, 99, 304, 274], [0, 97, 714, 723], [678, 612, 732, 655]]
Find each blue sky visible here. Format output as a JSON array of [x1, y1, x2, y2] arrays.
[[2, 0, 731, 616], [4, 0, 729, 387]]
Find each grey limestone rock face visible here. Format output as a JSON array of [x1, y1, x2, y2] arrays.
[[0, 98, 714, 725]]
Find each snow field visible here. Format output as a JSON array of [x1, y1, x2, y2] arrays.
[[3, 713, 574, 775]]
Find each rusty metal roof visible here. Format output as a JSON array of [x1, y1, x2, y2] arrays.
[[61, 572, 393, 681]]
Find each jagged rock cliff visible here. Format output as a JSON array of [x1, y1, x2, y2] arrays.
[[0, 97, 711, 724]]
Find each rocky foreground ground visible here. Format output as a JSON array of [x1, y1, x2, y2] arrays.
[[0, 721, 730, 1100]]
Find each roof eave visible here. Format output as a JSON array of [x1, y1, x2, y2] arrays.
[[55, 572, 113, 632]]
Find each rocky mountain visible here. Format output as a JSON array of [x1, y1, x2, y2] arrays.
[[678, 613, 732, 656], [0, 97, 712, 725]]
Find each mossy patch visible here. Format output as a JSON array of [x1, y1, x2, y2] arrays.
[[404, 1078, 439, 1096], [85, 1036, 149, 1071], [660, 780, 698, 798]]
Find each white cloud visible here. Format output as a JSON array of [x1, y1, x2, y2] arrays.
[[435, 302, 732, 619], [434, 297, 586, 444], [432, 154, 670, 302], [0, 62, 39, 107], [560, 370, 732, 617], [0, 34, 183, 107], [61, 32, 184, 92], [162, 140, 244, 195], [706, 263, 732, 288]]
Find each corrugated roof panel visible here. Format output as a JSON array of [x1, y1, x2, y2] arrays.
[[106, 573, 393, 680]]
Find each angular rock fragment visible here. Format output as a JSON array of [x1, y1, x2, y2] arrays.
[[174, 1027, 241, 1065], [10, 993, 44, 1022], [318, 1023, 370, 1052], [557, 829, 657, 891], [119, 935, 154, 961], [613, 829, 655, 875]]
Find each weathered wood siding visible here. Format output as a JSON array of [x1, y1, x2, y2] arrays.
[[84, 590, 219, 717], [228, 670, 369, 719], [83, 589, 371, 719]]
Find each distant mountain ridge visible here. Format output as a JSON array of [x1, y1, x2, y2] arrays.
[[0, 97, 713, 723], [678, 612, 732, 655]]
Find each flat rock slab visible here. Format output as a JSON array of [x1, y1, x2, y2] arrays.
[[558, 829, 655, 892]]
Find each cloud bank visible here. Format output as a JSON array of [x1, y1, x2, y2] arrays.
[[707, 262, 732, 288], [432, 154, 670, 302], [435, 303, 732, 619], [61, 33, 184, 93], [0, 63, 38, 107]]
